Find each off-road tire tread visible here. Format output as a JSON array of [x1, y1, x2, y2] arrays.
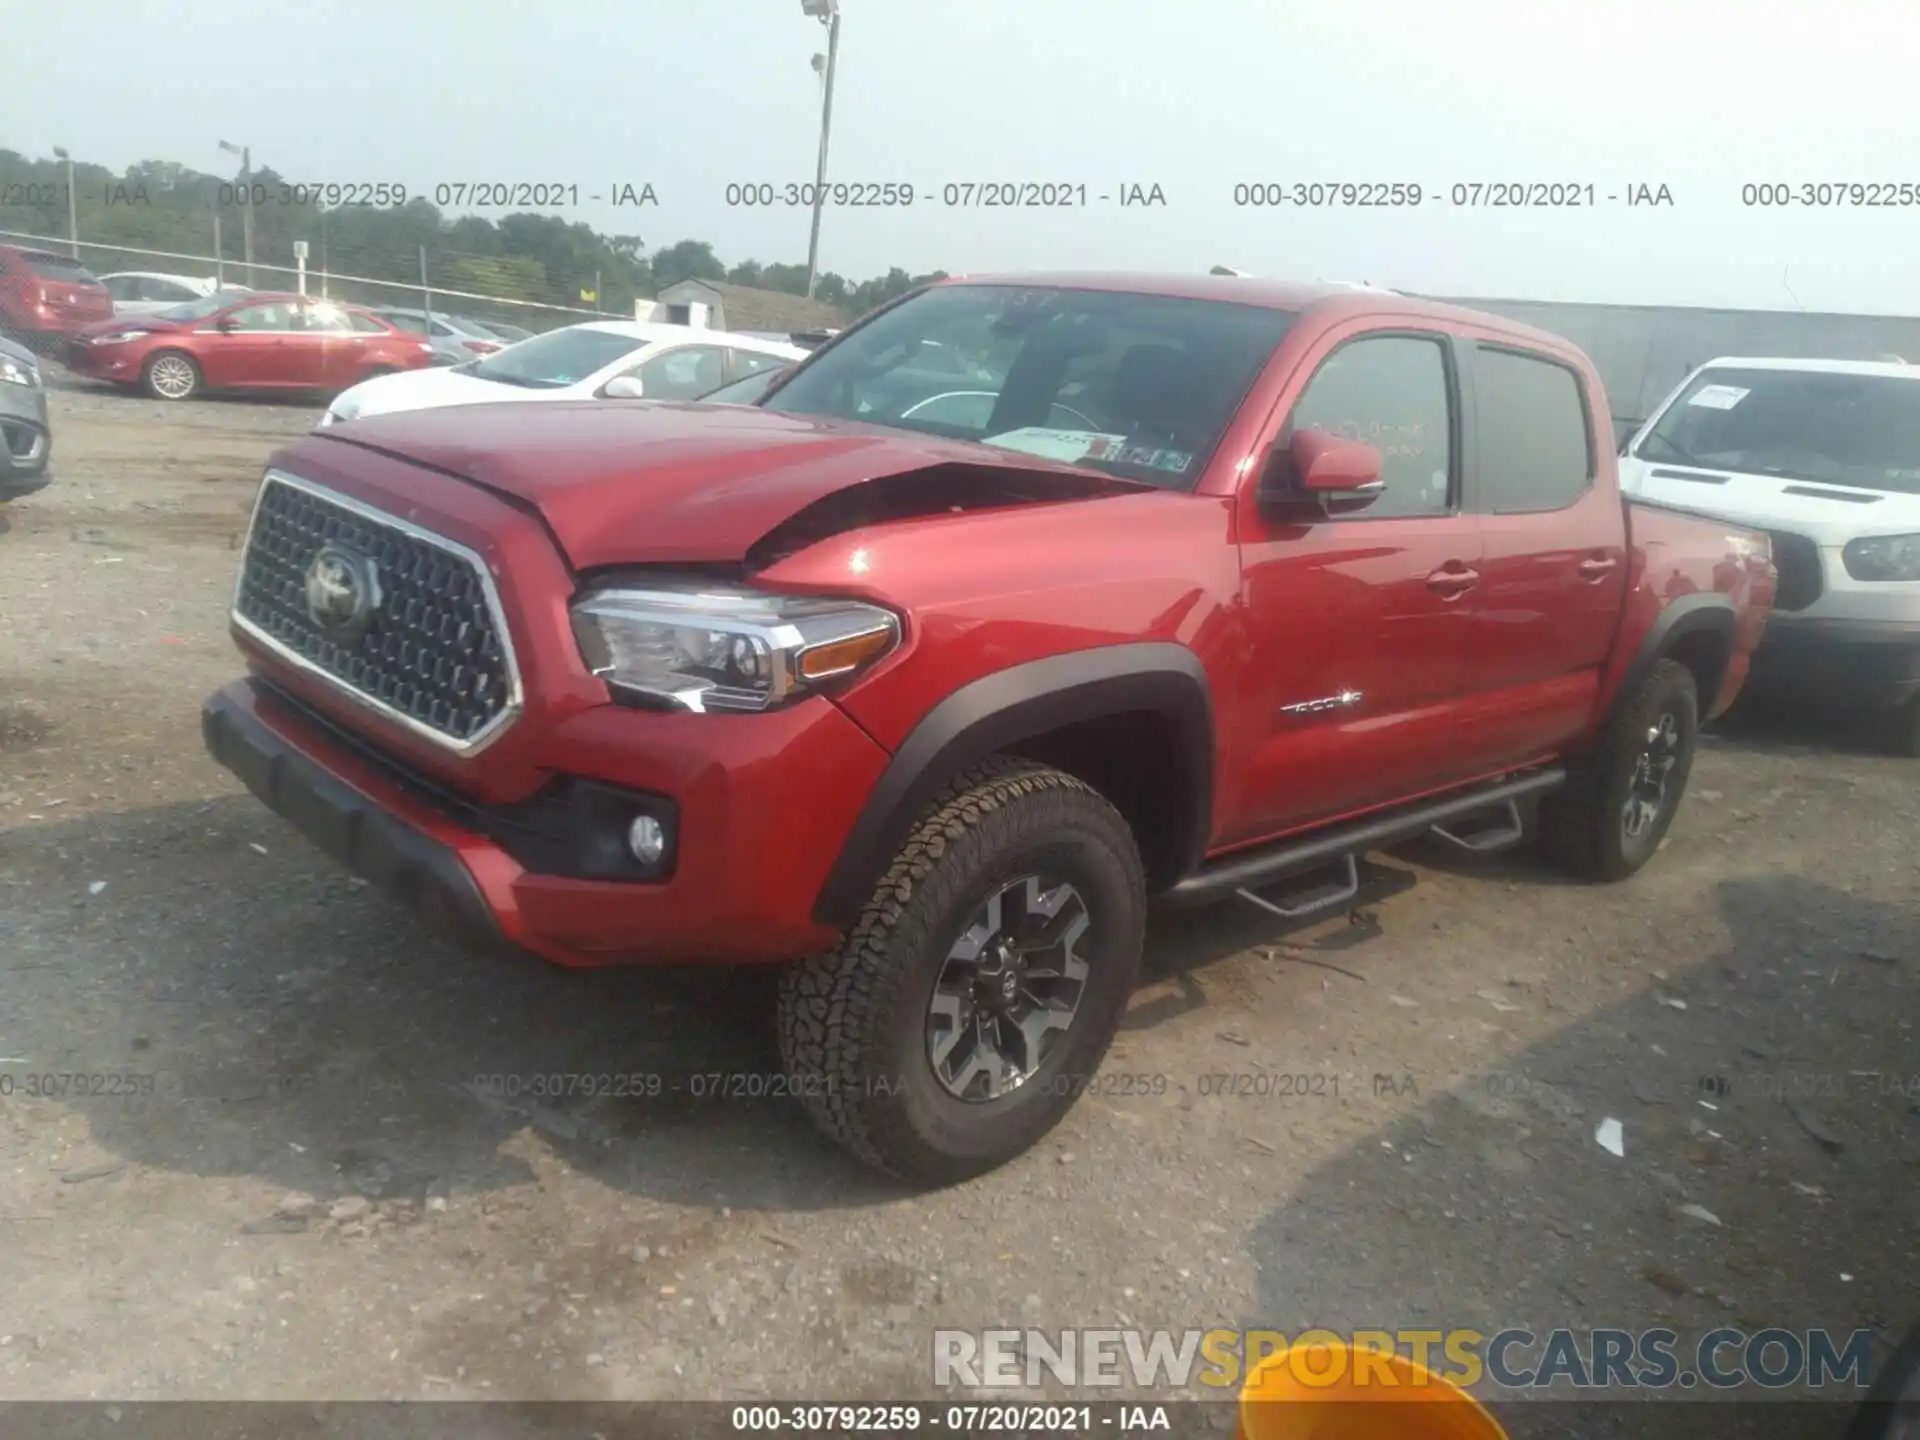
[[777, 756, 1143, 1184], [1545, 658, 1698, 882]]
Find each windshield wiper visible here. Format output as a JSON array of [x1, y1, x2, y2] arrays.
[[472, 372, 557, 388], [1640, 432, 1708, 468]]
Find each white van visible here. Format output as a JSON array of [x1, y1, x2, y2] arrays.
[[1619, 357, 1920, 753]]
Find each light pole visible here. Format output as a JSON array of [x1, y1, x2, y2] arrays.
[[51, 147, 78, 258], [801, 0, 841, 300], [218, 139, 255, 287]]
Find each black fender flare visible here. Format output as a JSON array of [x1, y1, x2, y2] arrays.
[[813, 643, 1214, 928], [1619, 592, 1739, 714]]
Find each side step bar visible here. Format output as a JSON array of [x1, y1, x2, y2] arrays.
[[1162, 767, 1566, 908]]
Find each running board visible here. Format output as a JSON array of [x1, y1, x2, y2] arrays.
[[1235, 854, 1360, 921], [1162, 768, 1565, 907], [1429, 798, 1527, 854]]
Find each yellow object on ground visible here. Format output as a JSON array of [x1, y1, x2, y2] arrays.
[[1238, 1341, 1510, 1440]]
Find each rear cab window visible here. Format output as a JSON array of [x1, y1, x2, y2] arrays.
[[1470, 345, 1595, 513], [23, 253, 100, 284]]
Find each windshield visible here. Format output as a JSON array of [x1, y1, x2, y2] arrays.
[[466, 326, 647, 388], [764, 284, 1294, 488], [1638, 365, 1920, 494], [23, 253, 99, 283]]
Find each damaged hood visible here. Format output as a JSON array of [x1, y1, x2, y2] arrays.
[[313, 399, 1135, 569]]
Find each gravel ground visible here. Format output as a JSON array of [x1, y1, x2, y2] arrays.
[[0, 374, 1914, 1409]]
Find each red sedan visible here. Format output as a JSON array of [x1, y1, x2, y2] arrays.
[[67, 291, 436, 401]]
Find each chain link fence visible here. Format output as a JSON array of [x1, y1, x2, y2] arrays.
[[0, 224, 613, 335]]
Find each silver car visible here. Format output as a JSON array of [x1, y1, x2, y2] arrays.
[[0, 334, 51, 499], [99, 272, 238, 317], [368, 307, 506, 366]]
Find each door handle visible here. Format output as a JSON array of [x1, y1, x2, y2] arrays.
[[1426, 565, 1479, 595], [1578, 556, 1619, 580]]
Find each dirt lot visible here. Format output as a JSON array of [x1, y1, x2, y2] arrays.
[[0, 374, 1915, 1411]]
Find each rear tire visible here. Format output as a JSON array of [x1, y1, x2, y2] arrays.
[[142, 350, 201, 401], [777, 758, 1146, 1186], [1543, 659, 1699, 881]]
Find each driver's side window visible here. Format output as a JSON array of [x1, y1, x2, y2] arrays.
[[223, 302, 299, 333], [632, 345, 728, 400], [1283, 335, 1454, 519]]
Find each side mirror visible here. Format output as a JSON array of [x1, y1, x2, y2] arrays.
[[1259, 429, 1386, 514], [215, 318, 239, 333], [602, 375, 646, 399]]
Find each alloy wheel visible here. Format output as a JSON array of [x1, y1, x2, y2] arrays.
[[148, 355, 196, 399], [1622, 711, 1682, 840], [926, 873, 1091, 1102]]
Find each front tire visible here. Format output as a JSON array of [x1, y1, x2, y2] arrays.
[[778, 758, 1146, 1186], [142, 350, 201, 401], [1543, 659, 1699, 881]]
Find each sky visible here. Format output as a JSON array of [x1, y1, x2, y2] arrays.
[[6, 0, 1920, 313]]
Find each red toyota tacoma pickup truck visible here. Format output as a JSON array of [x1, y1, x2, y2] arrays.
[[201, 274, 1775, 1184]]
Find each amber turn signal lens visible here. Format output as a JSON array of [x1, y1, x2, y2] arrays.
[[797, 628, 894, 682]]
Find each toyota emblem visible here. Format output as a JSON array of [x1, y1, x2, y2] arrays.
[[303, 543, 381, 641]]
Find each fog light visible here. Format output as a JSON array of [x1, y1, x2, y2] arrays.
[[627, 813, 667, 865]]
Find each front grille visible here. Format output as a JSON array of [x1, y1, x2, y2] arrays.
[[233, 472, 519, 751], [1765, 530, 1824, 612]]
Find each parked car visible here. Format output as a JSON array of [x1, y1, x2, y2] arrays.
[[99, 271, 230, 317], [0, 245, 113, 349], [67, 291, 436, 400], [201, 274, 1774, 1184], [458, 315, 533, 345], [1620, 356, 1920, 752], [0, 334, 51, 500], [695, 362, 794, 405], [368, 307, 507, 365], [317, 321, 804, 427]]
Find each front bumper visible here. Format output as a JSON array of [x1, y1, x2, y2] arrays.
[[1745, 616, 1920, 709], [64, 340, 142, 384], [201, 676, 889, 967]]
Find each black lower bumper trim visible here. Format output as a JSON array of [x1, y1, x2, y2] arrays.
[[1747, 621, 1920, 708], [201, 687, 504, 947]]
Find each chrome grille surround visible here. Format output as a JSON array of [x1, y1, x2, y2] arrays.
[[230, 469, 524, 755]]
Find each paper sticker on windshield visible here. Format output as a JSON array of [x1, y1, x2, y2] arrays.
[[1111, 444, 1195, 473], [982, 428, 1131, 464], [1687, 384, 1750, 410]]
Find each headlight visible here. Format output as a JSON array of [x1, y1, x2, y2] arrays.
[[1842, 533, 1920, 582], [90, 330, 150, 345], [570, 582, 900, 713], [0, 356, 36, 387]]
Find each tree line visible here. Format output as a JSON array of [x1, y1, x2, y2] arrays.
[[0, 149, 949, 321]]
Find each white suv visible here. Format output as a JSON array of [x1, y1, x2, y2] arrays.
[[1620, 356, 1920, 752]]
